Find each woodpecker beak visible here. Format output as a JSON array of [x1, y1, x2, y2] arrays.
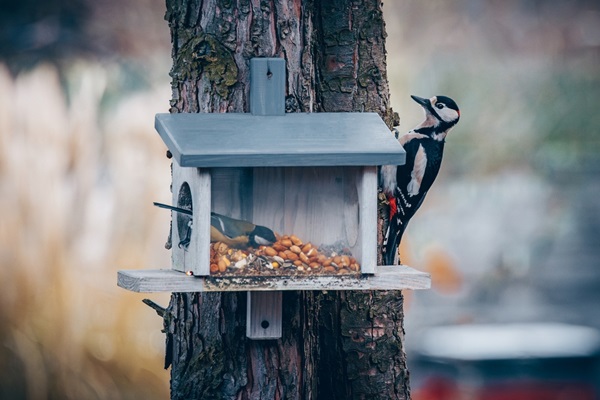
[[411, 95, 431, 108]]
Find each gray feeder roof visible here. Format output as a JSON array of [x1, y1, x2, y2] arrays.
[[155, 112, 406, 167]]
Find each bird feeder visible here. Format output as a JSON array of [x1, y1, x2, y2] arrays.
[[118, 58, 430, 339]]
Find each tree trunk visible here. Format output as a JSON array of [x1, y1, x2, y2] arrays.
[[162, 0, 409, 399]]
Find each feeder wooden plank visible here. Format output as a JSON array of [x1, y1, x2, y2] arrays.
[[171, 166, 211, 275], [246, 291, 282, 339], [250, 58, 285, 116], [117, 265, 431, 293], [155, 112, 406, 167], [358, 166, 378, 273]]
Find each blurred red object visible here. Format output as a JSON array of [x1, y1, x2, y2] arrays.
[[412, 376, 459, 400], [480, 382, 595, 400], [412, 324, 600, 400], [414, 378, 595, 400]]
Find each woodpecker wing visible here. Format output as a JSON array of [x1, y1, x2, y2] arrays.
[[383, 133, 445, 265], [415, 138, 445, 196], [395, 134, 444, 213], [395, 136, 427, 213]]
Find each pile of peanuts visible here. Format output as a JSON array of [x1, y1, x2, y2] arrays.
[[209, 234, 360, 276]]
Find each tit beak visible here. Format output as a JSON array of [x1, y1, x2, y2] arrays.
[[411, 95, 431, 108]]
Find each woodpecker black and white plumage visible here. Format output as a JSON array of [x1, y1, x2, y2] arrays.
[[153, 202, 277, 249], [380, 95, 460, 265]]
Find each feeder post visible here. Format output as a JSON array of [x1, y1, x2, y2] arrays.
[[246, 57, 285, 340]]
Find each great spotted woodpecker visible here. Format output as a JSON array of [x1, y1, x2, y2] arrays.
[[380, 95, 460, 265]]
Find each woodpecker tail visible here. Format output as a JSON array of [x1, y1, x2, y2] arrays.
[[383, 214, 406, 265]]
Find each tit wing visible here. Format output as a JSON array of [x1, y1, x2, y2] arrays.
[[210, 212, 255, 239]]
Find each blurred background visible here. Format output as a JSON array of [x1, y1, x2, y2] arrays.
[[386, 1, 600, 399], [1, 0, 599, 398]]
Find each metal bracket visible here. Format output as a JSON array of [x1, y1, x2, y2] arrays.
[[246, 57, 285, 340]]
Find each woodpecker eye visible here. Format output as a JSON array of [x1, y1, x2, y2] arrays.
[[435, 103, 445, 109]]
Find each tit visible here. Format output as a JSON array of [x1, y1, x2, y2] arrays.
[[153, 202, 277, 250], [380, 95, 460, 265], [209, 212, 277, 249]]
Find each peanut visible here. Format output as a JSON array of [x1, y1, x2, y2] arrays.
[[218, 243, 228, 254], [301, 243, 312, 253], [210, 263, 219, 273], [264, 246, 278, 257], [299, 252, 310, 263], [273, 243, 287, 252], [341, 255, 350, 267], [290, 235, 303, 246], [280, 239, 293, 247], [290, 245, 302, 254]]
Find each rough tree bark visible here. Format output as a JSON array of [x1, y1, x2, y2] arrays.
[[162, 0, 409, 399]]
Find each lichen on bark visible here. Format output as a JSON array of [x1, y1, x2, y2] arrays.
[[170, 32, 238, 98]]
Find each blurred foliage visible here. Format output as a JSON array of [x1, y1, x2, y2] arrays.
[[0, 0, 170, 72], [0, 0, 173, 395], [0, 0, 90, 68], [0, 62, 172, 399], [384, 0, 600, 177]]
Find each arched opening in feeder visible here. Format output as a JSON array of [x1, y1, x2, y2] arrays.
[[177, 182, 193, 247]]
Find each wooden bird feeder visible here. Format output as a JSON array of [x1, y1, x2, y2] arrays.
[[118, 58, 430, 339]]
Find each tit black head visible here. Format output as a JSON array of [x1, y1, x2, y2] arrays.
[[411, 95, 460, 127], [249, 225, 277, 247]]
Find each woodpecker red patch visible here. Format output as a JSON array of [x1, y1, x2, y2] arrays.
[[388, 196, 397, 219]]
